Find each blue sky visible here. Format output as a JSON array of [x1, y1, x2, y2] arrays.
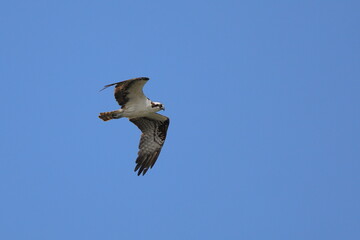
[[1, 0, 360, 239]]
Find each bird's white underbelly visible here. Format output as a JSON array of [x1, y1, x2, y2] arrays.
[[122, 109, 150, 118], [121, 103, 152, 118]]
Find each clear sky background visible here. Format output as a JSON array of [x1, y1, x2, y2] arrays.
[[1, 1, 359, 239]]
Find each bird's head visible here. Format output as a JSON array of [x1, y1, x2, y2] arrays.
[[151, 101, 165, 111]]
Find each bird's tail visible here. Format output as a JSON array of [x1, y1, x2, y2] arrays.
[[98, 110, 122, 121]]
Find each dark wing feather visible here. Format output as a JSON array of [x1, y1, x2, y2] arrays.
[[130, 113, 170, 176], [100, 77, 149, 107]]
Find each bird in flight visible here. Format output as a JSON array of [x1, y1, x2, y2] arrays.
[[99, 77, 170, 176]]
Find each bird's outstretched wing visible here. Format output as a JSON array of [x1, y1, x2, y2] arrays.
[[101, 77, 149, 108], [129, 113, 170, 176]]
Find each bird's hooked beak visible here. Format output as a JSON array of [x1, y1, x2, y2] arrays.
[[161, 105, 165, 111]]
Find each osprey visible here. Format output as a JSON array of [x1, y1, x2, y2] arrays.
[[99, 77, 170, 176]]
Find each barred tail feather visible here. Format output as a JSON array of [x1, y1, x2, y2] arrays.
[[98, 110, 122, 121]]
